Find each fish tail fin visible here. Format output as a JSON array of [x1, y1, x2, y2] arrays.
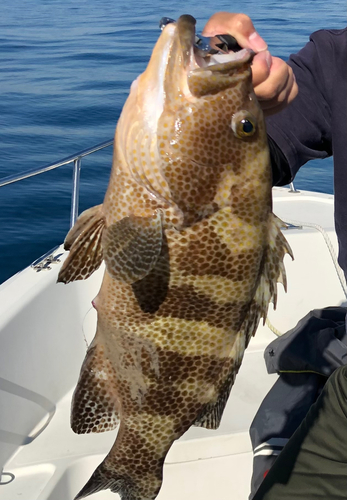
[[74, 466, 129, 500], [75, 416, 165, 500], [74, 466, 112, 499], [57, 204, 105, 283], [74, 461, 161, 500]]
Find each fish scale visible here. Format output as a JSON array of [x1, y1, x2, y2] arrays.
[[57, 14, 292, 500]]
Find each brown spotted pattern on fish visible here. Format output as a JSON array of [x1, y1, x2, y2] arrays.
[[57, 14, 292, 500], [71, 343, 120, 434]]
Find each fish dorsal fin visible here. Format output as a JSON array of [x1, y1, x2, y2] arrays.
[[57, 205, 105, 284], [242, 213, 293, 346], [71, 343, 120, 434], [194, 214, 293, 430], [102, 210, 163, 284]]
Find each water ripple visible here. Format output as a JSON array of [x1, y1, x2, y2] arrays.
[[0, 0, 343, 282]]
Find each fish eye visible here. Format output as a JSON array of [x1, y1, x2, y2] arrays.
[[231, 111, 257, 139]]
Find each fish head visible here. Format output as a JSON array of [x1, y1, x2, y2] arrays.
[[116, 15, 271, 226]]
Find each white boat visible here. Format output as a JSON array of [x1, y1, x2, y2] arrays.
[[0, 145, 345, 500]]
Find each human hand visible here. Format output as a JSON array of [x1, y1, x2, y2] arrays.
[[202, 12, 298, 116]]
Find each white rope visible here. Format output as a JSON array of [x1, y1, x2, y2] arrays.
[[284, 219, 347, 300], [266, 219, 347, 337], [265, 317, 283, 337]]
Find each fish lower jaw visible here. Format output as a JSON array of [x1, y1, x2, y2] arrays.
[[193, 47, 252, 70]]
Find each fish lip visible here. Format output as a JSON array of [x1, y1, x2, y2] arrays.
[[176, 14, 198, 67], [170, 16, 254, 75], [174, 15, 254, 73], [193, 47, 255, 72]]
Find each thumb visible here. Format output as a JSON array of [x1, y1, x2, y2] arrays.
[[202, 12, 267, 52]]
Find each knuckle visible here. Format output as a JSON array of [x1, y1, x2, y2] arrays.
[[287, 66, 295, 80], [233, 13, 254, 32], [265, 81, 280, 100]]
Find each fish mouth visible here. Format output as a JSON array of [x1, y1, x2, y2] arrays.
[[175, 14, 254, 73], [162, 15, 254, 98]]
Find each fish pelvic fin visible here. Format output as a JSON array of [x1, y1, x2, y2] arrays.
[[242, 213, 293, 346], [71, 343, 120, 434], [57, 204, 105, 283], [102, 210, 163, 284]]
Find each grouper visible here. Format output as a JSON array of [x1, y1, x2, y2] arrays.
[[58, 14, 292, 500]]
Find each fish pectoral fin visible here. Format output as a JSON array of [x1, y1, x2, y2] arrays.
[[57, 204, 105, 284], [71, 343, 120, 434], [63, 204, 104, 250], [102, 210, 163, 284], [242, 213, 293, 346]]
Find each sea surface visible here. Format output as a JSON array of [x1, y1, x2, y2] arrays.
[[0, 0, 345, 283]]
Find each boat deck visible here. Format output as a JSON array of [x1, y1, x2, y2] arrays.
[[0, 187, 345, 500]]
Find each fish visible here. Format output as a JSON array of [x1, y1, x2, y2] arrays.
[[57, 14, 292, 500]]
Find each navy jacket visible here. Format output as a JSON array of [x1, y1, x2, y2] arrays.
[[267, 29, 347, 276], [249, 307, 347, 498]]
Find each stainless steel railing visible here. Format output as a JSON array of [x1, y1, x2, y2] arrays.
[[0, 138, 299, 231], [0, 139, 114, 228]]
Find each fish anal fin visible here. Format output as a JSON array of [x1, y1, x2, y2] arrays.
[[58, 205, 105, 284], [242, 213, 293, 346], [194, 365, 237, 430], [102, 210, 163, 284], [71, 343, 120, 434]]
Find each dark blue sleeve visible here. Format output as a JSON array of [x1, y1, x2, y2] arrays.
[[266, 30, 333, 184]]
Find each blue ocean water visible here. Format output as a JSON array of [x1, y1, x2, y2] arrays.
[[0, 0, 345, 284]]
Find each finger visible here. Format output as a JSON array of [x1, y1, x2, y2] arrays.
[[259, 69, 297, 107], [259, 72, 298, 116], [202, 12, 267, 52], [255, 57, 293, 101], [261, 77, 298, 111], [262, 88, 297, 116], [251, 51, 272, 87]]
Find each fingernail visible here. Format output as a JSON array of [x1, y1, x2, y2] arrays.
[[264, 50, 272, 68], [256, 50, 272, 70], [260, 50, 272, 69], [249, 31, 267, 52]]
